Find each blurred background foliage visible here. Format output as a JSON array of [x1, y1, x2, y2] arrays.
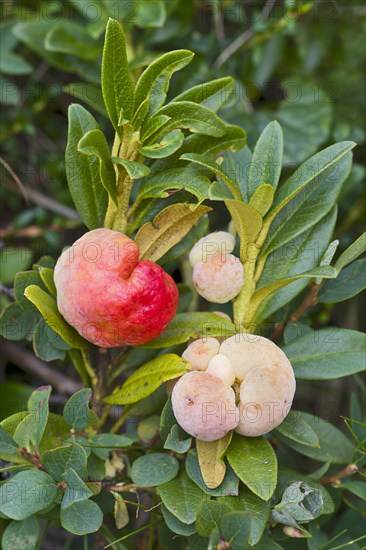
[[0, 2, 365, 547]]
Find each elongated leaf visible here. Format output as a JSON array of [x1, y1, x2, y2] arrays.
[[255, 206, 337, 322], [225, 200, 263, 260], [133, 50, 194, 117], [248, 121, 283, 196], [78, 129, 117, 205], [196, 433, 232, 490], [111, 157, 150, 179], [0, 425, 18, 455], [318, 259, 366, 303], [187, 447, 239, 497], [157, 101, 226, 137], [334, 232, 366, 272], [249, 265, 337, 318], [63, 82, 107, 116], [274, 411, 319, 447], [283, 328, 366, 380], [45, 22, 101, 60], [227, 434, 278, 501], [261, 142, 355, 257], [65, 104, 108, 229], [172, 77, 234, 112], [275, 412, 354, 464], [63, 389, 92, 430], [140, 129, 184, 158], [135, 203, 211, 262], [139, 165, 212, 202], [140, 114, 171, 142], [101, 18, 134, 127], [239, 487, 271, 546], [27, 385, 51, 448], [249, 184, 274, 216], [38, 267, 56, 296], [104, 354, 190, 405], [181, 153, 243, 200], [157, 471, 205, 524], [24, 285, 87, 349], [142, 312, 236, 348]]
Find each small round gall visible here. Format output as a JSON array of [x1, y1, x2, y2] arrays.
[[206, 354, 236, 386], [181, 337, 220, 371], [171, 371, 239, 441], [192, 253, 244, 303], [189, 231, 235, 267]]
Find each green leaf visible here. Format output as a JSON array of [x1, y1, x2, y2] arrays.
[[255, 206, 337, 322], [181, 153, 243, 200], [13, 414, 37, 450], [135, 203, 211, 262], [172, 77, 234, 112], [164, 423, 191, 454], [274, 411, 320, 447], [0, 425, 18, 455], [283, 328, 366, 380], [63, 83, 107, 116], [261, 142, 355, 257], [45, 22, 101, 60], [0, 302, 37, 341], [0, 247, 32, 284], [61, 468, 93, 509], [27, 385, 51, 448], [33, 319, 69, 362], [334, 232, 366, 272], [0, 51, 32, 75], [78, 129, 117, 205], [143, 312, 236, 348], [224, 200, 263, 260], [24, 285, 87, 349], [0, 470, 57, 520], [42, 444, 88, 481], [104, 354, 190, 405], [89, 433, 133, 460], [101, 18, 134, 127], [140, 129, 184, 158], [65, 104, 108, 229], [319, 259, 366, 303], [63, 389, 92, 430], [14, 271, 45, 311], [196, 500, 231, 536], [276, 412, 354, 464], [277, 468, 334, 516], [111, 491, 129, 529], [60, 499, 103, 535], [133, 50, 194, 117], [335, 481, 366, 501], [195, 433, 233, 491], [131, 453, 179, 487], [227, 434, 278, 501], [157, 101, 226, 137], [239, 487, 271, 546], [220, 511, 251, 550], [38, 267, 56, 296], [249, 184, 275, 217], [221, 147, 252, 202], [186, 449, 239, 497], [140, 114, 171, 141], [157, 471, 205, 524], [139, 165, 212, 203], [271, 481, 323, 530], [162, 505, 196, 536], [249, 266, 337, 317], [112, 157, 151, 179], [248, 121, 283, 197], [2, 516, 39, 550]]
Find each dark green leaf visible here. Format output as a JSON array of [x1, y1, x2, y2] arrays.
[[157, 471, 205, 524], [196, 500, 231, 536], [140, 114, 171, 142], [104, 354, 190, 405], [101, 18, 134, 127], [0, 425, 18, 455], [0, 247, 32, 284], [0, 470, 57, 520], [140, 129, 184, 158], [27, 385, 51, 448], [275, 411, 319, 447], [283, 328, 366, 380], [335, 481, 366, 501], [227, 434, 278, 501], [164, 424, 192, 454], [248, 121, 283, 197], [90, 433, 133, 460], [271, 481, 323, 529], [162, 505, 196, 536], [63, 83, 107, 116], [14, 270, 45, 310], [172, 77, 234, 112], [42, 444, 88, 481], [61, 468, 93, 509], [334, 232, 366, 272], [318, 259, 366, 303], [139, 165, 212, 203], [45, 22, 101, 60], [60, 499, 103, 535], [143, 312, 236, 348], [78, 128, 117, 205], [157, 101, 226, 137], [63, 389, 92, 430], [0, 302, 37, 341], [33, 319, 69, 361], [2, 516, 39, 550], [65, 104, 108, 228], [135, 0, 166, 28], [131, 453, 179, 487], [220, 511, 251, 550]]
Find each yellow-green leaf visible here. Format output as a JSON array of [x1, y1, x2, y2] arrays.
[[225, 200, 263, 261], [196, 432, 232, 489], [249, 184, 274, 216]]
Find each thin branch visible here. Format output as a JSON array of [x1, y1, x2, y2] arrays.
[[213, 0, 277, 68], [2, 340, 82, 395], [320, 464, 359, 484], [0, 156, 29, 202], [0, 283, 14, 300]]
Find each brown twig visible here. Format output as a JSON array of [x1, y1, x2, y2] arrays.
[[2, 340, 82, 395], [320, 464, 359, 484], [0, 284, 14, 300]]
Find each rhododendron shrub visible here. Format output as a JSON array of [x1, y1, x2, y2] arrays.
[[0, 17, 364, 550]]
